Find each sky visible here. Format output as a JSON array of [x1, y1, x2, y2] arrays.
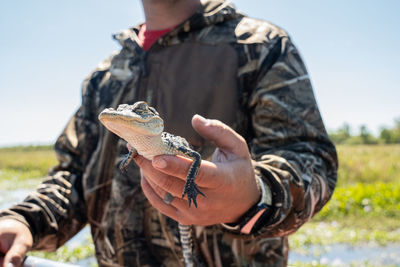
[[0, 0, 399, 147]]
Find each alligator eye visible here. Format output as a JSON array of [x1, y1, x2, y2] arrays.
[[148, 107, 159, 115], [133, 101, 147, 110]]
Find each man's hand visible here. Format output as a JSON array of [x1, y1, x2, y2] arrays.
[[135, 115, 261, 226], [0, 219, 33, 267]]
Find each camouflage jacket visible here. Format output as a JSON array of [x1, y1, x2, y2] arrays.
[[0, 0, 337, 266]]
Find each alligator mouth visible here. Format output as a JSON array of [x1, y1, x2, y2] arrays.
[[98, 108, 164, 137], [98, 108, 159, 123]]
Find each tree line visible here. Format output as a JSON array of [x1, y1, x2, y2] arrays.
[[329, 118, 400, 145]]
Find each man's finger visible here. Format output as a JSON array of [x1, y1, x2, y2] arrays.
[[152, 155, 222, 188], [145, 177, 189, 211], [192, 115, 249, 158], [141, 176, 181, 221], [136, 155, 190, 197]]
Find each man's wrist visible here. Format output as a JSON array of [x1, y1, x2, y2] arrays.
[[221, 176, 272, 235]]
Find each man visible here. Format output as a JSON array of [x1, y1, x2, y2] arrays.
[[0, 0, 337, 266]]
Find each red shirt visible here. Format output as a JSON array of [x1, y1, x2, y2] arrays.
[[138, 24, 174, 51]]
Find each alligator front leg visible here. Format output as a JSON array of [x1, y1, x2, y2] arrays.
[[119, 146, 138, 172]]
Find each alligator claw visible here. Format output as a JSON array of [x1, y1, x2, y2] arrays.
[[119, 147, 137, 173], [182, 182, 205, 208], [119, 157, 130, 173]]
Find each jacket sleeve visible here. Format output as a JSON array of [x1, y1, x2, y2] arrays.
[[0, 61, 109, 250], [245, 36, 338, 237]]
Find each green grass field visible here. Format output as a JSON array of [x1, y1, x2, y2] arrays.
[[0, 145, 57, 189], [290, 145, 400, 267], [1, 144, 399, 266]]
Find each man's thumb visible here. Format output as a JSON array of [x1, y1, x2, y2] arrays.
[[192, 114, 248, 157], [4, 243, 28, 267]]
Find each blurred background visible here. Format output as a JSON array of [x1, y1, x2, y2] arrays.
[[0, 1, 399, 266]]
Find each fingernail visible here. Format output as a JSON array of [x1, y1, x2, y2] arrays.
[[153, 157, 167, 169], [194, 114, 208, 125], [7, 263, 16, 267]]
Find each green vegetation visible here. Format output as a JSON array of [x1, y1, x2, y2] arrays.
[[318, 182, 400, 219], [337, 145, 400, 185], [329, 119, 400, 145], [1, 144, 399, 266], [291, 220, 400, 248], [289, 144, 400, 266], [315, 145, 400, 222], [28, 239, 95, 264], [0, 145, 57, 189], [0, 145, 95, 264]]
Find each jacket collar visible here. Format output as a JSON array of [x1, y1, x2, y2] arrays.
[[113, 0, 242, 52]]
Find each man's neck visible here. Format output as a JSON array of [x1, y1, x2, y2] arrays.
[[141, 0, 201, 30]]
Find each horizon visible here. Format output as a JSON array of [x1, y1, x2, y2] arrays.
[[1, 0, 399, 147]]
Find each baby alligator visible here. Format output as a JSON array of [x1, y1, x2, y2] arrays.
[[99, 101, 205, 267]]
